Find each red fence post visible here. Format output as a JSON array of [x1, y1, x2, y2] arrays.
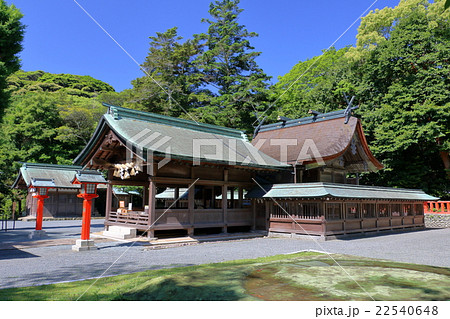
[[423, 202, 429, 214]]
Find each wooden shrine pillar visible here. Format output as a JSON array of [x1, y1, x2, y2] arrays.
[[230, 187, 234, 209], [222, 169, 229, 233], [147, 177, 156, 238], [222, 184, 228, 233], [105, 170, 113, 230], [238, 187, 243, 208], [174, 187, 180, 209], [188, 183, 195, 236], [105, 183, 112, 230], [251, 199, 256, 231]]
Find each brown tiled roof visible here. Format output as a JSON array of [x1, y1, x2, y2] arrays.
[[252, 115, 383, 171]]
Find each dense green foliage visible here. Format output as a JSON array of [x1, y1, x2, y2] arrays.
[[355, 0, 450, 195], [7, 70, 115, 97], [272, 0, 450, 197], [0, 70, 114, 217], [127, 0, 270, 132], [125, 27, 203, 117], [0, 0, 24, 116], [273, 47, 351, 120], [0, 0, 24, 217], [190, 0, 271, 132]]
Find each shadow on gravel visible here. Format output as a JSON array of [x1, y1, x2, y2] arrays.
[[0, 247, 39, 260], [333, 228, 442, 241], [0, 262, 195, 291]]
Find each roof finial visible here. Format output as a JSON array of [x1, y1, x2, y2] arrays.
[[343, 95, 358, 124], [308, 109, 322, 121], [253, 112, 267, 139], [277, 116, 292, 126]]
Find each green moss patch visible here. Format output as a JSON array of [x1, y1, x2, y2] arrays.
[[0, 252, 448, 301]]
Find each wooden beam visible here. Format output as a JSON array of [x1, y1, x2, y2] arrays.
[[99, 145, 122, 153], [150, 176, 252, 187], [90, 157, 114, 168], [109, 180, 148, 186]]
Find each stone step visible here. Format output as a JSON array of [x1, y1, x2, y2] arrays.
[[103, 226, 137, 239]]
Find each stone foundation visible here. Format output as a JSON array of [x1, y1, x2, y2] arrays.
[[72, 239, 98, 251], [425, 213, 450, 228]]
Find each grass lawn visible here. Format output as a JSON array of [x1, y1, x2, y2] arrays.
[[1, 252, 449, 301]]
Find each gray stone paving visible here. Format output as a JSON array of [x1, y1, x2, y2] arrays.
[[0, 219, 449, 289]]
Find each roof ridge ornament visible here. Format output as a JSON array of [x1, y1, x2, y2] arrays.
[[343, 95, 358, 124], [277, 116, 292, 126], [308, 110, 322, 122], [253, 112, 267, 139]]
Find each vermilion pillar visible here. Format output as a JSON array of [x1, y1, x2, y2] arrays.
[[78, 193, 98, 241], [34, 195, 48, 231]]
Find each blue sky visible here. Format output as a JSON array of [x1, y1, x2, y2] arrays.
[[7, 0, 396, 92]]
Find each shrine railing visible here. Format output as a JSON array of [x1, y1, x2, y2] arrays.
[[424, 201, 450, 214]]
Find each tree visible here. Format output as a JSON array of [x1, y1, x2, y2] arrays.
[[191, 0, 271, 132], [270, 0, 450, 196], [0, 0, 24, 116], [128, 27, 203, 117], [354, 0, 450, 196], [0, 92, 63, 166], [0, 1, 24, 217], [7, 70, 115, 98], [54, 94, 105, 147], [272, 47, 352, 120]]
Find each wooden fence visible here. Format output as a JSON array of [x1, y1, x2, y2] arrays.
[[424, 201, 450, 214]]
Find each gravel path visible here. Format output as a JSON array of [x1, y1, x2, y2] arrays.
[[0, 220, 449, 289]]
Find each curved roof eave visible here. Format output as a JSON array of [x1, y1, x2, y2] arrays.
[[73, 115, 108, 166]]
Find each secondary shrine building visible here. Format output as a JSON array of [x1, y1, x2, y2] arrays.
[[69, 104, 436, 239]]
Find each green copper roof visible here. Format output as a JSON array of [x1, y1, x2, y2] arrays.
[[74, 104, 289, 169], [247, 182, 438, 201], [73, 170, 107, 184], [104, 103, 247, 140], [12, 162, 101, 189], [259, 109, 347, 133]]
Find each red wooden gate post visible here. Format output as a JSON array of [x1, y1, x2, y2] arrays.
[[71, 170, 107, 252]]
